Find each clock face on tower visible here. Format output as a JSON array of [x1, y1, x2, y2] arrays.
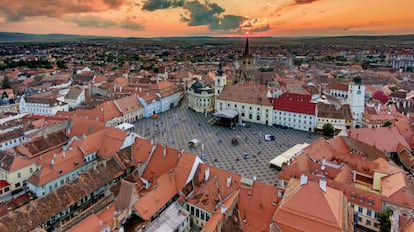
[[357, 90, 361, 95]]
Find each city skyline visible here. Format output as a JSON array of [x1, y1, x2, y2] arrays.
[[0, 0, 413, 38]]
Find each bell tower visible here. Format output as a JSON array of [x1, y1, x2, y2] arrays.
[[214, 62, 226, 96], [347, 76, 365, 128]]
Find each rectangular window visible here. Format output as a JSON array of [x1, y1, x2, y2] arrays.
[[366, 220, 371, 226], [358, 207, 363, 213], [367, 209, 372, 217], [17, 172, 21, 178], [257, 115, 260, 121], [249, 114, 252, 120]]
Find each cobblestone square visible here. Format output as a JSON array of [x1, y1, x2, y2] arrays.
[[134, 99, 321, 185]]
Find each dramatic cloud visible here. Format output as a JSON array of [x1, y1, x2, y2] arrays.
[[69, 15, 145, 30], [295, 0, 319, 4], [142, 0, 269, 32], [142, 0, 184, 11], [70, 16, 118, 28], [240, 18, 271, 33], [120, 21, 145, 30], [272, 0, 320, 16], [0, 0, 128, 22]]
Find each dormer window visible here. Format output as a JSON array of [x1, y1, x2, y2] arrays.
[[351, 192, 356, 200], [359, 195, 364, 203]]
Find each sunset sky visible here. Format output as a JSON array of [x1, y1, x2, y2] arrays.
[[0, 0, 413, 37]]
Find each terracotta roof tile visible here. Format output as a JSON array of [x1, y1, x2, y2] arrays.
[[217, 83, 272, 106], [188, 164, 241, 213], [142, 145, 180, 181], [347, 127, 411, 153], [273, 178, 346, 232], [134, 172, 177, 220], [238, 181, 279, 232]]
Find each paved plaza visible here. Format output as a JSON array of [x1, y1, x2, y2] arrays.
[[134, 99, 321, 186]]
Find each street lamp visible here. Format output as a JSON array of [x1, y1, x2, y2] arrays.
[[243, 142, 248, 160], [201, 143, 207, 161]]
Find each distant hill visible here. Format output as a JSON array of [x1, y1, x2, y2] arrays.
[[0, 31, 414, 45], [0, 32, 113, 43]]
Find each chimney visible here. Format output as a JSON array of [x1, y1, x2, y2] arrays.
[[227, 176, 232, 188], [169, 169, 175, 179], [205, 167, 210, 182], [300, 174, 308, 185], [319, 178, 327, 192], [163, 145, 167, 157]]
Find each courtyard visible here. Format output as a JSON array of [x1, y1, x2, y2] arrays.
[[134, 99, 321, 185]]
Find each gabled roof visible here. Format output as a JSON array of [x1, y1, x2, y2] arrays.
[[238, 181, 279, 232], [131, 137, 153, 166], [142, 145, 180, 181], [273, 178, 346, 232], [114, 95, 143, 114], [217, 83, 272, 106], [273, 93, 316, 115], [188, 164, 241, 213], [0, 151, 34, 172], [347, 127, 411, 153], [134, 172, 177, 220], [331, 82, 349, 91], [78, 127, 127, 159], [65, 87, 84, 100], [173, 152, 197, 192], [381, 172, 406, 198]]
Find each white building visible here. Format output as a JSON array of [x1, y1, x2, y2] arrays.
[[347, 77, 366, 128], [272, 93, 317, 132], [19, 94, 69, 116], [216, 83, 273, 125]]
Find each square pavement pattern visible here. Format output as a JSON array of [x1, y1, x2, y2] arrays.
[[134, 101, 321, 186]]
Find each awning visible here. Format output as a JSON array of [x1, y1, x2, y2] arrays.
[[213, 109, 238, 119], [269, 143, 309, 168]]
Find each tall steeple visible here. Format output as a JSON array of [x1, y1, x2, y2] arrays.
[[243, 36, 250, 58], [217, 62, 224, 76]]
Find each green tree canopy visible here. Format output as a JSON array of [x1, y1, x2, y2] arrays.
[[378, 208, 392, 232], [2, 77, 11, 89], [322, 123, 334, 137], [382, 121, 392, 127]]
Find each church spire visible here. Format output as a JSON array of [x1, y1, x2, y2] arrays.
[[243, 36, 250, 57], [217, 62, 224, 76]]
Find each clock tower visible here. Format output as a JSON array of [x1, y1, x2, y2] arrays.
[[347, 76, 365, 128]]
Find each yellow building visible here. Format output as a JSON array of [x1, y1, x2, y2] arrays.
[[0, 151, 36, 194]]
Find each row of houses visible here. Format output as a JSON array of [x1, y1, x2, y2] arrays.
[[3, 127, 413, 232]]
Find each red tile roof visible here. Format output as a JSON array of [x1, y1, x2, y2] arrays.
[[134, 172, 177, 220], [142, 145, 180, 181], [273, 178, 347, 232], [273, 93, 316, 115], [347, 127, 411, 153], [238, 181, 279, 232], [217, 83, 272, 106], [189, 164, 241, 213]]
